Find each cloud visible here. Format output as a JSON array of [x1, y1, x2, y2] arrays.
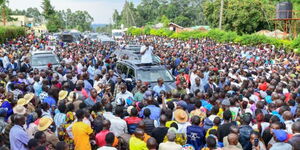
[[9, 0, 140, 24]]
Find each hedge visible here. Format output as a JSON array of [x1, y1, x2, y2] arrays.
[[0, 26, 26, 43], [127, 27, 300, 52]]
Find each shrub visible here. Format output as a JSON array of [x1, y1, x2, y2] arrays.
[[0, 26, 26, 43], [292, 36, 300, 49]]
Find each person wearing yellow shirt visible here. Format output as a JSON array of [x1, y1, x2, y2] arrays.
[[129, 128, 148, 150], [206, 117, 221, 138], [72, 109, 93, 150]]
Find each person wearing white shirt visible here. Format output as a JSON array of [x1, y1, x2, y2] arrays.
[[2, 54, 9, 68], [190, 70, 199, 87], [77, 61, 84, 74], [283, 111, 294, 134], [115, 84, 133, 106], [63, 55, 73, 64], [104, 105, 127, 137], [140, 42, 153, 64]]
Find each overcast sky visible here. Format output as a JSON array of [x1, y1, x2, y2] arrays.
[[9, 0, 140, 24]]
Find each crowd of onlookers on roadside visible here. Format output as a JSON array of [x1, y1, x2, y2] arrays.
[[0, 33, 299, 150]]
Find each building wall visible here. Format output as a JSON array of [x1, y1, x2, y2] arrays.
[[5, 15, 34, 27]]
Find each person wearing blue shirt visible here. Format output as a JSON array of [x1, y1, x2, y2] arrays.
[[153, 78, 166, 97], [33, 76, 42, 96], [139, 97, 161, 121], [187, 115, 205, 150], [87, 62, 96, 80], [9, 115, 30, 150], [0, 92, 15, 120], [82, 73, 93, 93], [43, 88, 57, 108]]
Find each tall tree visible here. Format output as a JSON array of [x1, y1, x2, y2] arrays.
[[57, 9, 93, 31], [204, 0, 275, 34], [112, 9, 121, 27], [41, 0, 55, 19], [136, 0, 160, 24], [46, 13, 63, 32], [121, 1, 137, 27], [0, 0, 17, 25], [26, 7, 43, 24]]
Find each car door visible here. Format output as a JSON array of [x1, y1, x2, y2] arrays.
[[127, 67, 135, 79], [116, 63, 128, 79]]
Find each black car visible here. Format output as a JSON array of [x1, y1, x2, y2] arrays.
[[115, 60, 175, 91]]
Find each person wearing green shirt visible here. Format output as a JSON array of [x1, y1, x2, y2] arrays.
[[134, 85, 147, 102]]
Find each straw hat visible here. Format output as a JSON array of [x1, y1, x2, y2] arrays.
[[38, 117, 53, 131], [174, 109, 188, 123], [24, 93, 34, 104], [58, 90, 68, 101], [13, 105, 26, 115], [67, 91, 79, 102], [17, 98, 29, 106]]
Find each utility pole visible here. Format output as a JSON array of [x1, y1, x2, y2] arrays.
[[219, 0, 224, 30]]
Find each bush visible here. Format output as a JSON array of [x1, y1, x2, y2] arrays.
[[0, 26, 26, 43], [149, 28, 173, 37], [127, 27, 143, 36], [292, 36, 300, 49]]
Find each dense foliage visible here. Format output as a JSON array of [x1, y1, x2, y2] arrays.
[[204, 0, 275, 34], [114, 0, 207, 28], [8, 0, 94, 32], [0, 26, 25, 43], [113, 0, 300, 35], [127, 27, 300, 52], [41, 0, 94, 32]]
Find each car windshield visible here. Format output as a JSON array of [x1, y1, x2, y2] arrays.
[[126, 46, 141, 51], [112, 32, 123, 36], [31, 55, 59, 66], [136, 69, 174, 82], [61, 35, 73, 42], [90, 35, 98, 39]]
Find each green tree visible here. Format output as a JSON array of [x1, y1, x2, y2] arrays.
[[136, 0, 160, 24], [46, 13, 63, 32], [160, 15, 170, 27], [174, 15, 190, 27], [204, 0, 275, 34], [57, 10, 93, 31], [112, 9, 121, 28], [73, 10, 94, 31], [96, 24, 113, 34], [121, 1, 138, 27], [41, 0, 55, 19], [26, 7, 43, 24]]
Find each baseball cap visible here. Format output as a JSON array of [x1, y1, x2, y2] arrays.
[[273, 129, 287, 142], [176, 100, 187, 110], [143, 91, 152, 99]]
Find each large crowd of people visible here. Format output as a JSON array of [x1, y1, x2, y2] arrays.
[[0, 33, 299, 150]]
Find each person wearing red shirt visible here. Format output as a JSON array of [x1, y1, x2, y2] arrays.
[[96, 120, 111, 147], [124, 107, 142, 134], [176, 69, 190, 86]]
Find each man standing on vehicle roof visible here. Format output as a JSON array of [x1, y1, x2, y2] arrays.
[[140, 42, 153, 64]]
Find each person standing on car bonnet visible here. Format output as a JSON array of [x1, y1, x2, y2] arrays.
[[140, 42, 153, 64]]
